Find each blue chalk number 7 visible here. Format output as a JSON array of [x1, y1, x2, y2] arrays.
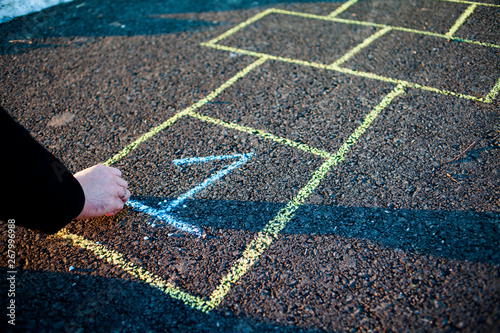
[[128, 153, 254, 237]]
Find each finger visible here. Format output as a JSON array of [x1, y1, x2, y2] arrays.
[[121, 189, 131, 203], [117, 186, 129, 199], [109, 199, 125, 214], [116, 177, 128, 188], [108, 166, 122, 177]]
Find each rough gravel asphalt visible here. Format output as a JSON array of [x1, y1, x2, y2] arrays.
[[1, 0, 499, 332]]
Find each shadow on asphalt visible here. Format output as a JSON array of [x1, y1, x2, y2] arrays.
[[0, 0, 343, 54], [133, 196, 500, 265], [0, 268, 309, 333], [1, 197, 498, 332]]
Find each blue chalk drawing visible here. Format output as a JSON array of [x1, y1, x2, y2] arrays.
[[127, 200, 206, 236], [128, 153, 254, 237]]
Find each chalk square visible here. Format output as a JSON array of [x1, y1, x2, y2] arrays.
[[117, 116, 322, 206], [310, 89, 500, 212], [453, 5, 500, 45], [96, 116, 323, 297], [343, 30, 500, 98], [218, 12, 379, 65], [335, 0, 468, 35]]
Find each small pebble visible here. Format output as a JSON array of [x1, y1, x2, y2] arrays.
[[144, 236, 149, 240]]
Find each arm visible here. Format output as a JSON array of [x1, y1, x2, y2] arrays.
[[0, 106, 85, 233], [0, 107, 130, 234]]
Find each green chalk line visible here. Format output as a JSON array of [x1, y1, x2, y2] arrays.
[[207, 83, 406, 308], [209, 7, 500, 49], [332, 66, 486, 102], [446, 3, 477, 38], [270, 8, 500, 49], [328, 0, 359, 17], [485, 76, 500, 104], [203, 7, 499, 103], [103, 57, 267, 166], [201, 42, 330, 70], [329, 26, 392, 68], [441, 0, 500, 7], [206, 8, 274, 45], [188, 111, 333, 159], [57, 229, 212, 312]]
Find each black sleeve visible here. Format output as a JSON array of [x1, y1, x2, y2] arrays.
[[0, 106, 85, 234]]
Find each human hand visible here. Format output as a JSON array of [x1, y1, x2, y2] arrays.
[[74, 164, 130, 219]]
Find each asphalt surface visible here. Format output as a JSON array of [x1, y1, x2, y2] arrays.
[[1, 0, 500, 332]]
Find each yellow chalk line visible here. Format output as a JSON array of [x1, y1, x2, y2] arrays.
[[270, 8, 500, 49], [331, 66, 486, 102], [188, 111, 333, 159], [484, 76, 500, 104], [201, 42, 330, 70], [103, 57, 267, 166], [446, 3, 477, 38], [203, 43, 485, 102], [207, 83, 406, 308], [56, 229, 212, 312], [329, 26, 392, 68], [441, 0, 500, 7], [103, 111, 186, 166], [205, 8, 274, 45], [273, 8, 387, 28], [327, 0, 359, 18]]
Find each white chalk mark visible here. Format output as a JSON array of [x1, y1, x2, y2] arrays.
[[128, 153, 254, 237], [167, 153, 254, 212], [127, 199, 205, 237], [173, 153, 252, 166]]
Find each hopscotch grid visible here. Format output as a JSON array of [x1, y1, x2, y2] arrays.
[[204, 42, 487, 102], [203, 7, 499, 103], [59, 0, 498, 313], [61, 40, 340, 311], [196, 83, 405, 308], [210, 7, 500, 49], [58, 83, 406, 312]]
